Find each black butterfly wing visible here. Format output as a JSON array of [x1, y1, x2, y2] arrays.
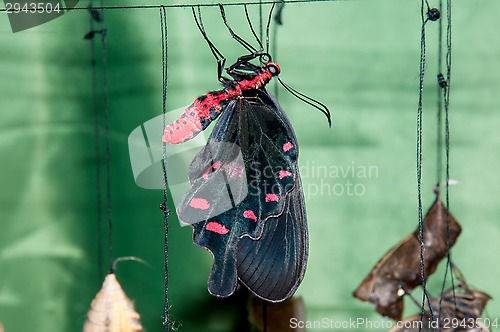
[[176, 89, 307, 301], [237, 172, 308, 302]]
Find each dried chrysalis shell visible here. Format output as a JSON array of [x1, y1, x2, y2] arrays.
[[353, 194, 462, 320], [388, 276, 491, 332], [83, 273, 143, 332], [249, 296, 306, 332]]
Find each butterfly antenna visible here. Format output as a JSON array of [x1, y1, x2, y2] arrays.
[[244, 4, 264, 52], [278, 77, 332, 127], [219, 4, 258, 55], [265, 2, 276, 54]]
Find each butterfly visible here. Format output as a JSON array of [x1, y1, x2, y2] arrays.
[[162, 4, 330, 303]]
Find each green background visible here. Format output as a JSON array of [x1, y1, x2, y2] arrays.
[[0, 0, 499, 331]]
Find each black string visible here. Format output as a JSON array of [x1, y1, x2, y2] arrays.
[[416, 1, 435, 328], [88, 0, 103, 283], [259, 0, 263, 43], [272, 0, 285, 98], [97, 0, 113, 273], [0, 0, 342, 12], [439, 0, 457, 320], [435, 0, 443, 190], [423, 0, 431, 12], [258, 3, 266, 331], [160, 6, 173, 332], [264, 3, 274, 56], [435, 0, 448, 322]]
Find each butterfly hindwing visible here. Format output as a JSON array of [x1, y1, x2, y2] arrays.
[[237, 172, 308, 302], [176, 89, 306, 301]]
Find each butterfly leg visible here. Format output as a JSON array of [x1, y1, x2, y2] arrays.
[[219, 4, 259, 55], [192, 5, 231, 83]]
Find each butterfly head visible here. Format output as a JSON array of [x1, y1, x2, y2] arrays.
[[265, 62, 280, 77]]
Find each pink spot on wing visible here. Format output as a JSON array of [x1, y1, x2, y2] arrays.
[[243, 210, 257, 222], [283, 142, 293, 152], [224, 161, 245, 178], [279, 170, 292, 179], [202, 161, 223, 179], [206, 222, 229, 234], [212, 161, 222, 170], [265, 194, 279, 202], [189, 198, 210, 210]]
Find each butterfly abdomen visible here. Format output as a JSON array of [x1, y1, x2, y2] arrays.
[[162, 63, 278, 144], [162, 91, 228, 144]]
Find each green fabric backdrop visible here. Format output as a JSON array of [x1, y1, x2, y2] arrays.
[[0, 0, 499, 331]]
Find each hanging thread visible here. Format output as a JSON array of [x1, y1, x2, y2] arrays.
[[97, 0, 114, 273], [271, 0, 285, 98], [444, 0, 453, 276], [258, 3, 267, 331], [87, 0, 104, 283], [438, 0, 457, 319], [0, 0, 342, 12], [417, 0, 456, 325], [159, 6, 174, 331], [416, 0, 436, 325], [259, 0, 263, 42], [435, 0, 443, 190], [86, 0, 112, 277]]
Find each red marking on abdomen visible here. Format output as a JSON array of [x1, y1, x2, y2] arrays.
[[206, 222, 229, 235], [283, 142, 293, 152], [163, 104, 203, 144], [265, 194, 279, 202], [199, 93, 228, 117], [238, 70, 273, 90], [163, 65, 278, 145], [243, 210, 257, 222], [189, 198, 210, 210], [279, 170, 292, 179]]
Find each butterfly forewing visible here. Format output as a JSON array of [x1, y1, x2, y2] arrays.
[[176, 89, 306, 301]]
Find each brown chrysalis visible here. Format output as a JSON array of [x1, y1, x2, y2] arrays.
[[353, 194, 462, 320], [83, 273, 143, 332], [249, 296, 306, 332], [388, 272, 491, 332]]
